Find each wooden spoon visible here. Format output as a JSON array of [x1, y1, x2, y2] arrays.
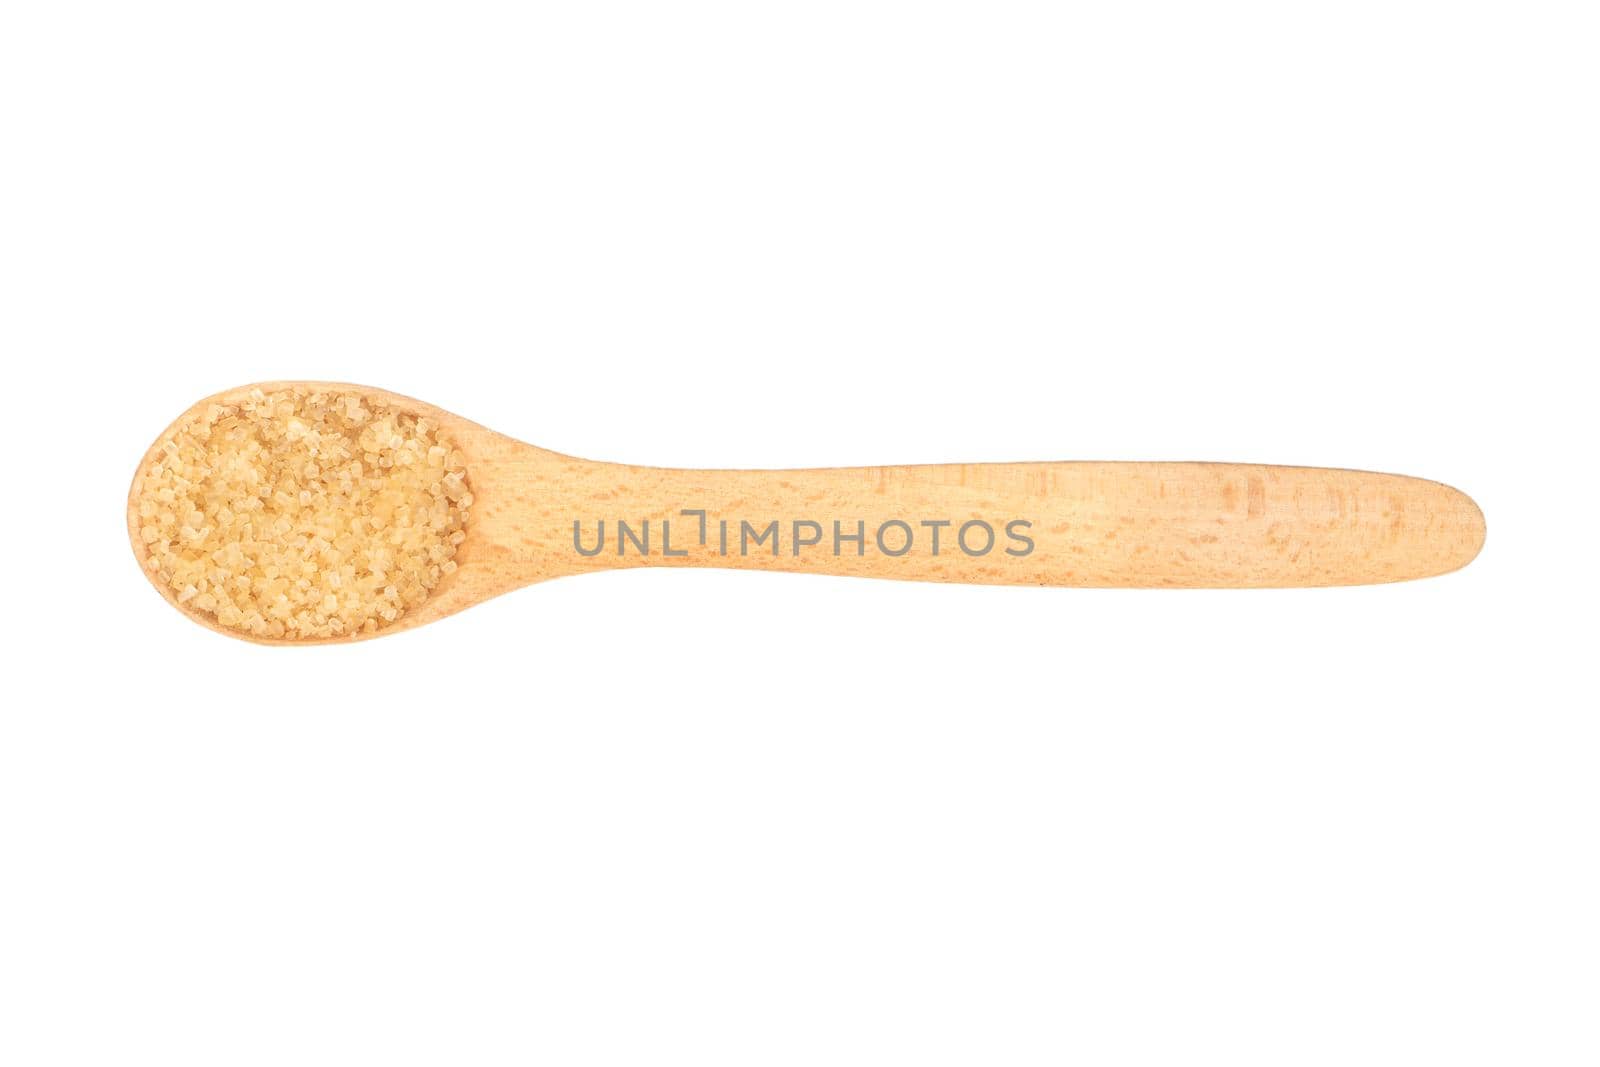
[[129, 381, 1485, 644]]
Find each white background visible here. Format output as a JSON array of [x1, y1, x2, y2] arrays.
[[2, 2, 1596, 1064]]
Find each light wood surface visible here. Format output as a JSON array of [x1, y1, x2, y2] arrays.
[[129, 382, 1486, 644]]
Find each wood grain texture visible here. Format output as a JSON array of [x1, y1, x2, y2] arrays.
[[129, 383, 1485, 644]]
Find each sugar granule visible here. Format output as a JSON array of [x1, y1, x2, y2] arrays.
[[135, 387, 471, 639]]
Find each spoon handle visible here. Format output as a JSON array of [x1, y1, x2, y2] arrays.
[[510, 460, 1482, 588]]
